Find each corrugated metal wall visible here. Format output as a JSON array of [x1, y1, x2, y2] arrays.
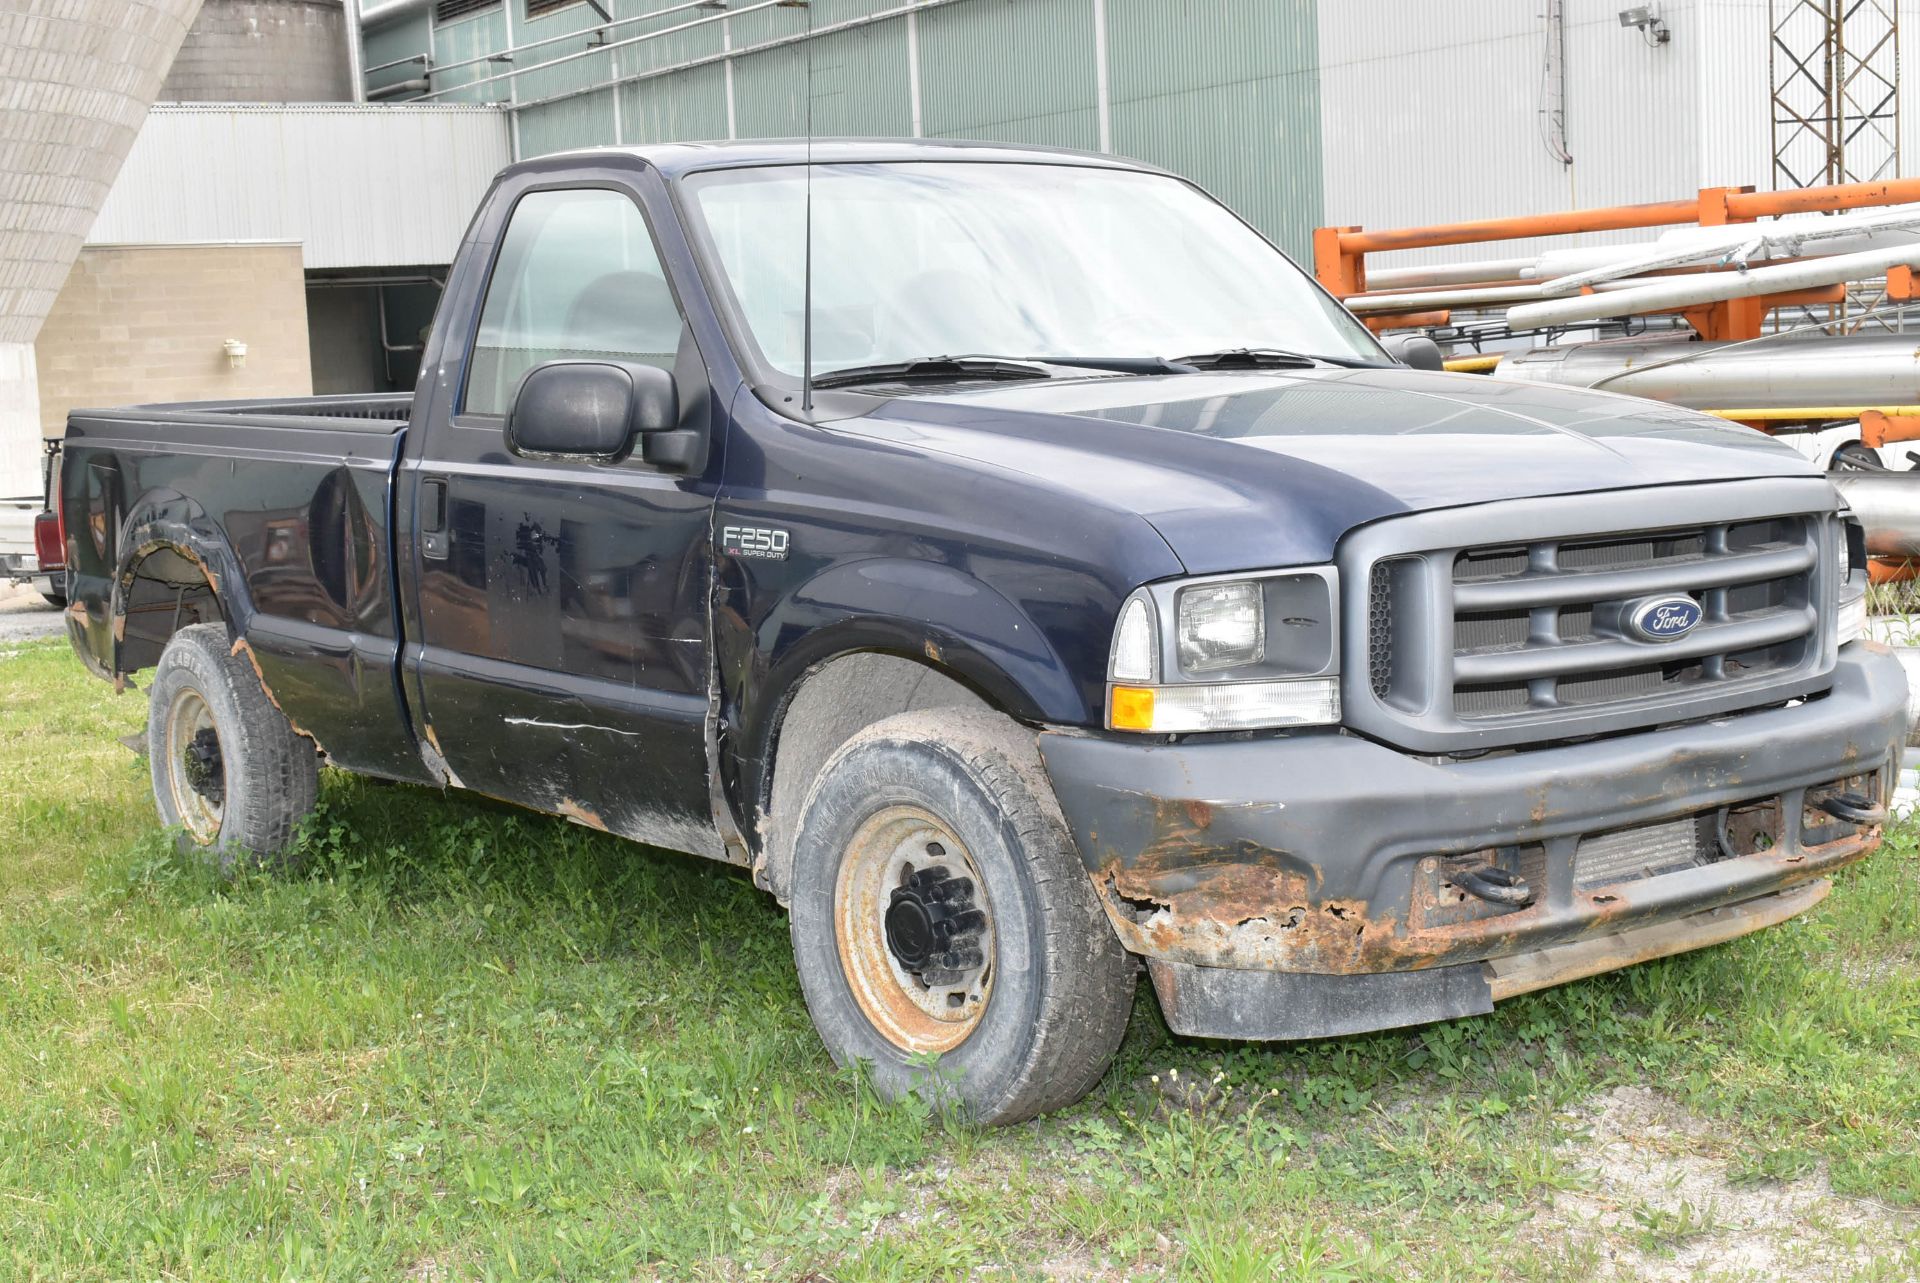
[[392, 0, 1329, 255], [1107, 0, 1322, 264], [1321, 0, 1920, 270], [1318, 0, 1706, 267], [89, 104, 512, 268]]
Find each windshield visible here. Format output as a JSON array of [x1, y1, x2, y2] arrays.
[[681, 161, 1382, 379]]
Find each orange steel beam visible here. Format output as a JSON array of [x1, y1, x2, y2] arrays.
[[1332, 178, 1920, 257], [1363, 310, 1450, 332], [1673, 286, 1845, 341], [1725, 176, 1920, 219], [1860, 410, 1920, 449], [1869, 557, 1918, 584], [1318, 177, 1920, 305], [1336, 199, 1702, 256]]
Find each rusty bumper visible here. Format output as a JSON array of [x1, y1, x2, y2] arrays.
[[1039, 645, 1908, 1039]]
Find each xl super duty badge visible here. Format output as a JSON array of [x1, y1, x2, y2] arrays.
[[721, 524, 791, 561]]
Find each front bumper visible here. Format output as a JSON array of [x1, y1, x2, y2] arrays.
[[1039, 644, 1908, 1039]]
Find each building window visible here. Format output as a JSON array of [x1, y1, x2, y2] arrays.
[[526, 0, 585, 15], [434, 0, 501, 22]]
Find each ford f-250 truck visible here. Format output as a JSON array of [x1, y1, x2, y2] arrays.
[[58, 141, 1906, 1124]]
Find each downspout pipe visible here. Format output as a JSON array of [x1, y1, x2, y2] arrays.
[[345, 0, 367, 103]]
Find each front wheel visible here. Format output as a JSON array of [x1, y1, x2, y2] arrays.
[[147, 623, 318, 874], [788, 708, 1135, 1125]]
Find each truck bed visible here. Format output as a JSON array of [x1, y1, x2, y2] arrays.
[[60, 392, 427, 781]]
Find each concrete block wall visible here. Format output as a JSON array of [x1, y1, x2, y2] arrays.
[[159, 0, 351, 103], [34, 244, 313, 435]]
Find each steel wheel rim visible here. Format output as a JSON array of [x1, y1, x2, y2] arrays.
[[833, 805, 995, 1054], [164, 687, 224, 845]]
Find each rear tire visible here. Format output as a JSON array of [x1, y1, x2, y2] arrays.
[[788, 707, 1135, 1125], [147, 623, 318, 874]]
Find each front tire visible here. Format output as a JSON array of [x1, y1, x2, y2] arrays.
[[788, 708, 1135, 1125], [147, 623, 318, 873]]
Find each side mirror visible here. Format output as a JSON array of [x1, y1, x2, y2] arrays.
[[1384, 335, 1446, 372], [505, 360, 681, 464]]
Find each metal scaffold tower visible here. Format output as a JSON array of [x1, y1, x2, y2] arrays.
[[1770, 0, 1900, 190], [1770, 0, 1901, 329]]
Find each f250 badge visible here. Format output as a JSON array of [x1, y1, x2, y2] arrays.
[[721, 524, 791, 561]]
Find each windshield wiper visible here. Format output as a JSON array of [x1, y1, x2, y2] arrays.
[[811, 356, 1052, 389], [1027, 355, 1200, 375], [1175, 347, 1378, 370]]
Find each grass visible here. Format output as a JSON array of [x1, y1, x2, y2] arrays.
[[1, 637, 1917, 1281]]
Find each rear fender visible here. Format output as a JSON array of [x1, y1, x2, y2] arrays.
[[114, 490, 252, 617]]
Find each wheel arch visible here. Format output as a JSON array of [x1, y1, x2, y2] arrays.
[[749, 647, 1015, 903], [110, 494, 251, 679]]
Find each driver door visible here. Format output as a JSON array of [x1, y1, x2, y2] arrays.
[[408, 184, 722, 857]]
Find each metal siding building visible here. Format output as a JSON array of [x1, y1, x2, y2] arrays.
[[337, 2, 1920, 266], [88, 103, 512, 269], [1318, 0, 1920, 267], [383, 0, 1329, 255]]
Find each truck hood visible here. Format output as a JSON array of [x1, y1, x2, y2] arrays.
[[856, 365, 1822, 574]]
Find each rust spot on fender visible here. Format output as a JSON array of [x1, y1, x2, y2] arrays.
[[923, 638, 943, 664], [229, 636, 322, 752], [418, 724, 463, 790], [556, 798, 608, 831]]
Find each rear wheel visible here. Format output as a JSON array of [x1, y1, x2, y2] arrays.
[[147, 623, 317, 873], [788, 707, 1135, 1125]]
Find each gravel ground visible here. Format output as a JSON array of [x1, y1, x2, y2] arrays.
[[0, 580, 65, 644]]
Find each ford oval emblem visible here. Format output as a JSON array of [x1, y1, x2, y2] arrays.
[[1627, 595, 1703, 642]]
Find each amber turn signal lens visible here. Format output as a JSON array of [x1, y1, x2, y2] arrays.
[[1108, 685, 1157, 730]]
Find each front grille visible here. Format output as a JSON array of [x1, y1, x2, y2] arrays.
[[1443, 519, 1816, 720], [1347, 483, 1840, 751]]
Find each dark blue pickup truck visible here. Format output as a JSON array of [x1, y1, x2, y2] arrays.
[[57, 141, 1906, 1123]]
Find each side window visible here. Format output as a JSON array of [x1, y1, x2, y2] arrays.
[[464, 187, 683, 417]]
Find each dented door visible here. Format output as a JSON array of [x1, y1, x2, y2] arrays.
[[406, 183, 723, 858]]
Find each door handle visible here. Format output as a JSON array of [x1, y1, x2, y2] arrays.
[[421, 477, 449, 561]]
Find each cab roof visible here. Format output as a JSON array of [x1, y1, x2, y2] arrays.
[[504, 137, 1170, 181]]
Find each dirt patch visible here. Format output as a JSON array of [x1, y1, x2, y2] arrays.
[[1543, 1085, 1917, 1280]]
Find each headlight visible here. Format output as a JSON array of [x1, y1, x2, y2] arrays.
[[1177, 581, 1265, 673], [1838, 516, 1868, 644], [1107, 569, 1340, 732]]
